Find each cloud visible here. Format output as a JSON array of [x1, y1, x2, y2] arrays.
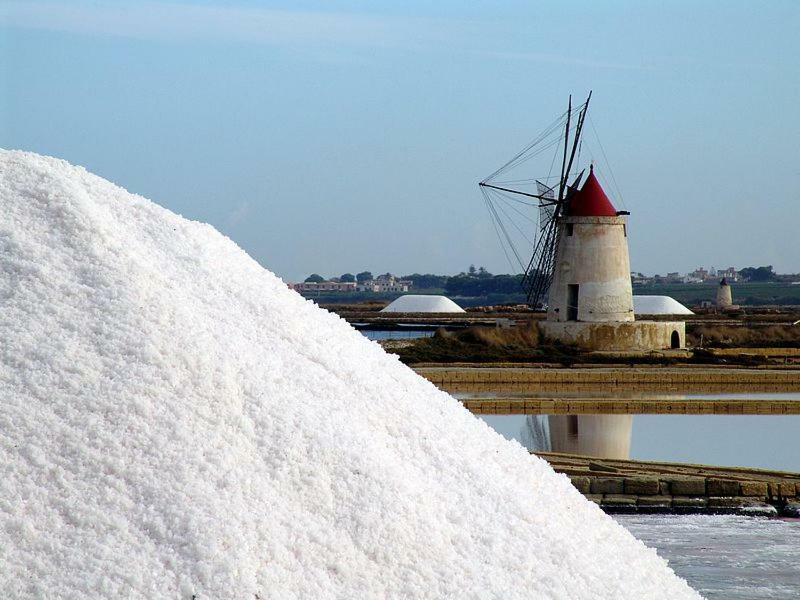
[[484, 51, 648, 71], [225, 200, 251, 228], [2, 1, 445, 50], [4, 1, 644, 71]]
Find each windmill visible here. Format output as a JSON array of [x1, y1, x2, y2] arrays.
[[478, 92, 592, 308]]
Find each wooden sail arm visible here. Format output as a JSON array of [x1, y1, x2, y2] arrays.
[[562, 91, 591, 193], [478, 182, 560, 203], [557, 95, 573, 203]]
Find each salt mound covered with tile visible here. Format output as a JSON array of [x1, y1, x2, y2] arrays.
[[0, 150, 698, 599], [381, 294, 465, 313]]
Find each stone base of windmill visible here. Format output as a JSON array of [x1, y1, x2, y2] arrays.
[[539, 320, 686, 352]]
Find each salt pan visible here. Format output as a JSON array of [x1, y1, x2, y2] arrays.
[[0, 150, 699, 598]]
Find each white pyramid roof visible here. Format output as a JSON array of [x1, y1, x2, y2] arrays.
[[381, 294, 466, 313], [634, 295, 694, 315]]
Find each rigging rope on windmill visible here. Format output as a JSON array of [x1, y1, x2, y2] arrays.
[[478, 93, 603, 308]]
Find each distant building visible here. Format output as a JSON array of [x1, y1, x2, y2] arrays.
[[357, 274, 412, 293], [717, 267, 738, 282], [687, 267, 710, 282], [630, 272, 652, 285], [289, 281, 357, 293], [680, 266, 738, 284], [290, 273, 414, 294]]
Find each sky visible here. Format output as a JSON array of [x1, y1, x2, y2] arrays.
[[2, 0, 799, 282]]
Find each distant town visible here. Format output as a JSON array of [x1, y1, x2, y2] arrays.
[[630, 265, 799, 285], [288, 265, 800, 307], [290, 272, 413, 294]]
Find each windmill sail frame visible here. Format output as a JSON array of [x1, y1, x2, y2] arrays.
[[479, 92, 592, 308]]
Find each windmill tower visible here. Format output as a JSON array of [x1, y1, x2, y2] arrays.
[[716, 277, 733, 309], [479, 94, 686, 351], [545, 165, 634, 324]]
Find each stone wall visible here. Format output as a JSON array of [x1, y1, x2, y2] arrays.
[[717, 284, 733, 308], [539, 452, 800, 517], [460, 397, 800, 415], [547, 216, 634, 323], [416, 365, 800, 389], [538, 320, 685, 351], [572, 474, 795, 516]]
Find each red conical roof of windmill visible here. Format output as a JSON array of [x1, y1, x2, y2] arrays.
[[567, 166, 618, 217]]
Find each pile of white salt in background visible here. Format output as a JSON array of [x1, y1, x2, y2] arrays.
[[0, 150, 699, 598]]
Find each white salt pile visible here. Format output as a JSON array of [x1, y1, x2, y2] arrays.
[[0, 150, 699, 598], [634, 295, 694, 316], [381, 294, 465, 313]]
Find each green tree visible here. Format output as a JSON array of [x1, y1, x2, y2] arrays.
[[739, 266, 776, 282], [401, 273, 448, 290], [356, 271, 373, 283], [445, 273, 524, 296], [304, 273, 325, 283], [339, 273, 355, 283]]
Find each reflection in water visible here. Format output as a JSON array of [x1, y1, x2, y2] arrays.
[[481, 413, 800, 471], [520, 415, 551, 452], [521, 415, 633, 459]]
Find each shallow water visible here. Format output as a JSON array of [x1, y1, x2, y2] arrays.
[[473, 391, 800, 471], [616, 515, 800, 599], [476, 392, 800, 596], [479, 413, 800, 471], [468, 385, 800, 595]]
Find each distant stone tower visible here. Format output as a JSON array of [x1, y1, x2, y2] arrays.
[[716, 278, 733, 309], [546, 166, 634, 323], [539, 167, 685, 350]]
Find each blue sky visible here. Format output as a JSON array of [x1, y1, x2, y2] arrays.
[[3, 1, 799, 281]]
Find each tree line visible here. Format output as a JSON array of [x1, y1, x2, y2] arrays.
[[302, 264, 798, 295], [303, 265, 527, 296]]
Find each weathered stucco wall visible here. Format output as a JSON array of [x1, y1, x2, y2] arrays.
[[547, 216, 634, 323], [716, 284, 733, 308], [539, 320, 686, 351]]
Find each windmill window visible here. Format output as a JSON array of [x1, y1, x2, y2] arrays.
[[566, 224, 574, 236], [566, 284, 579, 321], [623, 224, 627, 237]]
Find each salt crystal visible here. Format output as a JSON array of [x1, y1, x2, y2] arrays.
[[0, 150, 699, 598]]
